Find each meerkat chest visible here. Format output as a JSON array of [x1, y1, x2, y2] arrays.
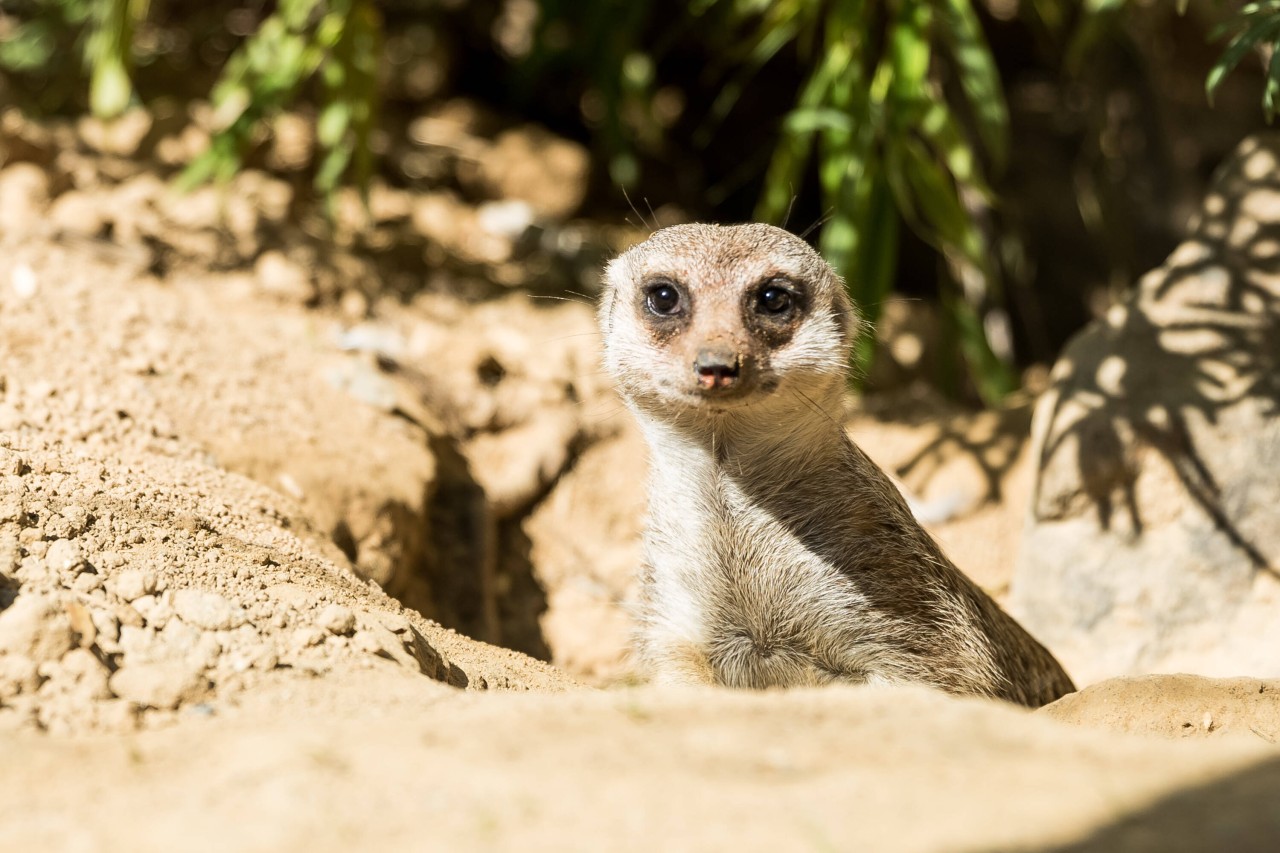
[[645, 468, 871, 687]]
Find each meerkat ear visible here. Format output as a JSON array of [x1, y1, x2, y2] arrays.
[[598, 286, 615, 336], [598, 256, 629, 336], [827, 271, 861, 344]]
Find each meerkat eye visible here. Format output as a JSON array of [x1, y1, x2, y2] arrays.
[[757, 283, 794, 315], [645, 282, 682, 316]]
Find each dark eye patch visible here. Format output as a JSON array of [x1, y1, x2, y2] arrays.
[[743, 277, 806, 345], [638, 276, 691, 342]]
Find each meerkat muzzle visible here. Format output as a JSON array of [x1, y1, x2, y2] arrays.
[[693, 347, 741, 391]]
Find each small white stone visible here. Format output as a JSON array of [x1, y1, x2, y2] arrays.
[[131, 594, 173, 629], [172, 589, 247, 631], [292, 626, 326, 649], [109, 660, 206, 710], [111, 569, 157, 603], [316, 604, 356, 636], [0, 594, 74, 663], [10, 263, 37, 299], [44, 539, 85, 573]]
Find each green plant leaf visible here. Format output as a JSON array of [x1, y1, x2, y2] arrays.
[[1266, 35, 1280, 120], [918, 99, 991, 198], [756, 51, 845, 221], [943, 287, 1017, 405], [90, 60, 133, 117], [844, 163, 900, 379], [1207, 15, 1280, 104], [315, 142, 353, 195], [890, 3, 932, 90], [931, 0, 1010, 171], [317, 100, 351, 147], [0, 21, 57, 71], [783, 107, 855, 134]]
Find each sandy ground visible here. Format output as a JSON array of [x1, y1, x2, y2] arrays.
[[2, 673, 1278, 852], [1, 212, 1279, 849]]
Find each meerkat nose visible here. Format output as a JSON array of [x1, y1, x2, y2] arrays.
[[693, 347, 741, 390]]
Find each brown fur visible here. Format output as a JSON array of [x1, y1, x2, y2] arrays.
[[601, 223, 1074, 707]]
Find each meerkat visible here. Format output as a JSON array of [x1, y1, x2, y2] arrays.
[[599, 222, 1074, 707]]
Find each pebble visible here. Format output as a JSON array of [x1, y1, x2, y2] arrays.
[[108, 660, 206, 710], [71, 571, 103, 593], [316, 603, 356, 636], [90, 608, 120, 643], [58, 504, 89, 535], [131, 594, 173, 629], [253, 251, 315, 304], [0, 654, 39, 699], [0, 496, 20, 525], [292, 626, 326, 649], [9, 263, 37, 299], [172, 589, 247, 631], [111, 569, 157, 603], [56, 648, 112, 701], [44, 539, 85, 573], [114, 602, 145, 628], [0, 594, 75, 663]]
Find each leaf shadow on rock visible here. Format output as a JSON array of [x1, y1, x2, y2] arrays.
[[893, 403, 1033, 507], [1031, 135, 1280, 580]]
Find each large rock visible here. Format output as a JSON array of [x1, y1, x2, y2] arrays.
[[1012, 135, 1280, 685]]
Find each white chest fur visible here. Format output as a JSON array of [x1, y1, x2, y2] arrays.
[[635, 415, 895, 687]]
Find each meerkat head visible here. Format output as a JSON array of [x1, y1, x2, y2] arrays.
[[600, 223, 859, 415]]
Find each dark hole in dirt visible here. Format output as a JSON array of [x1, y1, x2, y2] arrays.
[[476, 355, 507, 387], [331, 520, 359, 563], [416, 430, 552, 660]]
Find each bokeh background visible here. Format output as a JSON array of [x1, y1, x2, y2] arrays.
[[3, 0, 1277, 400]]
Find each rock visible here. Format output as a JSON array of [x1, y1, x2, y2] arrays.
[[0, 108, 56, 165], [352, 612, 448, 680], [291, 625, 327, 649], [475, 125, 589, 220], [71, 571, 103, 593], [0, 164, 51, 236], [76, 108, 153, 158], [1012, 135, 1280, 684], [44, 539, 85, 573], [48, 191, 107, 239], [254, 251, 316, 304], [0, 594, 75, 663], [50, 648, 112, 702], [8, 263, 37, 300], [266, 112, 315, 172], [476, 199, 536, 241], [114, 602, 145, 629], [0, 654, 39, 699], [131, 594, 173, 629], [172, 590, 247, 631], [108, 660, 206, 710], [317, 604, 356, 636], [90, 608, 120, 645], [465, 409, 578, 518], [111, 569, 157, 603]]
